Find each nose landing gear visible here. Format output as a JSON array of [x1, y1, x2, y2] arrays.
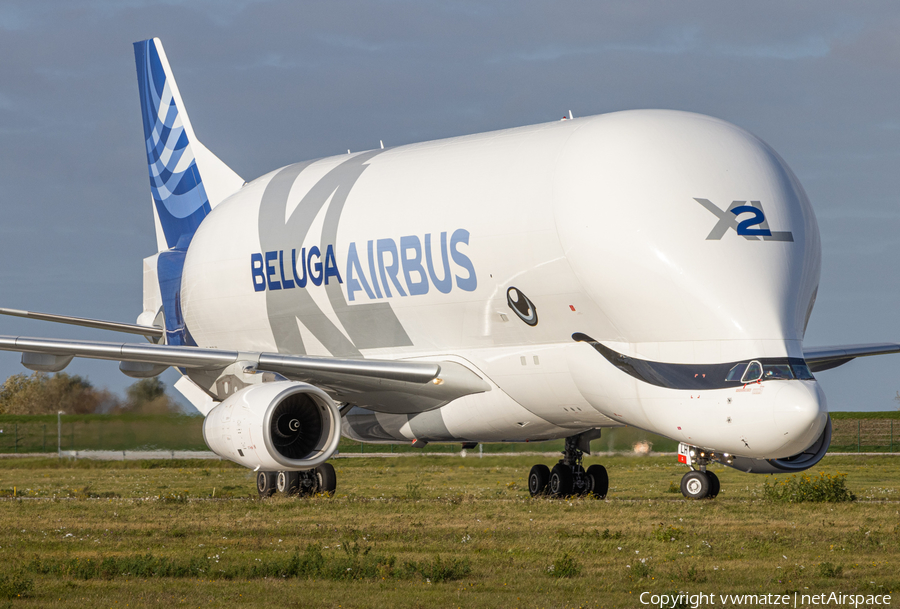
[[677, 443, 723, 499], [528, 431, 608, 498]]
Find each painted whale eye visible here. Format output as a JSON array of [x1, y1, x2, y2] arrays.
[[507, 287, 538, 326]]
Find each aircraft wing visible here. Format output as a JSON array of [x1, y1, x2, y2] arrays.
[[803, 343, 900, 372], [0, 335, 490, 414]]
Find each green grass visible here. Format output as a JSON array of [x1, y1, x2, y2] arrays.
[[0, 414, 207, 453], [828, 411, 900, 420], [4, 412, 898, 455], [830, 418, 900, 452], [0, 454, 898, 607], [762, 472, 857, 503], [0, 415, 681, 454]]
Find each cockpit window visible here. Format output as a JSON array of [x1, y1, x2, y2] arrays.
[[572, 332, 816, 391], [741, 361, 763, 384], [762, 364, 793, 381], [725, 363, 746, 382], [791, 363, 815, 381]]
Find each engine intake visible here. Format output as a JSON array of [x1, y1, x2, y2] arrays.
[[203, 381, 340, 470], [269, 393, 326, 460], [724, 416, 832, 474]]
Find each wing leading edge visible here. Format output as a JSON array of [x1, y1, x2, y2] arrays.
[[0, 335, 490, 414], [2, 309, 894, 411], [803, 343, 900, 373]]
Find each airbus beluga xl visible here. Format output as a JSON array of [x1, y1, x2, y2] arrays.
[[2, 38, 897, 500]]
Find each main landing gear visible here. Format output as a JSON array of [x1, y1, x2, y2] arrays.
[[256, 463, 337, 499], [528, 432, 608, 499], [677, 443, 724, 500]]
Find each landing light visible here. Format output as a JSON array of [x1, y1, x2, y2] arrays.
[[432, 378, 444, 385]]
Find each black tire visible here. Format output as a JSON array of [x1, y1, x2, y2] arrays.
[[276, 471, 300, 496], [706, 471, 720, 499], [296, 470, 315, 497], [549, 464, 574, 498], [315, 463, 337, 496], [256, 471, 276, 498], [528, 464, 551, 496], [585, 464, 609, 499], [680, 471, 710, 499]]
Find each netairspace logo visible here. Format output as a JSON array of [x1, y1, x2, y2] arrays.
[[639, 591, 891, 608], [250, 229, 477, 301]]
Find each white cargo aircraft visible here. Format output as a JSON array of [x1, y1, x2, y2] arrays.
[[2, 38, 898, 500]]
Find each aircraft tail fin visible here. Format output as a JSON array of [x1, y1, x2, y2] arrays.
[[134, 38, 244, 347], [133, 38, 243, 252]]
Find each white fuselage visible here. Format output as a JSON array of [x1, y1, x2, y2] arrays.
[[179, 109, 827, 459]]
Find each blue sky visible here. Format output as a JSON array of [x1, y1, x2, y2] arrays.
[[1, 1, 899, 412]]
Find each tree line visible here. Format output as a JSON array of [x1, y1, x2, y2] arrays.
[[0, 372, 184, 415]]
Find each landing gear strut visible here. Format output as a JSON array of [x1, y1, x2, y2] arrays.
[[528, 431, 608, 499], [257, 463, 337, 498], [677, 443, 723, 499]]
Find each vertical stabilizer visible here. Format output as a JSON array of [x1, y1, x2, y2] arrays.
[[134, 38, 243, 252], [134, 38, 243, 347]]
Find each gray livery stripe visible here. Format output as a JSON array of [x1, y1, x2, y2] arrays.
[[258, 151, 412, 357], [259, 160, 316, 355], [346, 407, 455, 443], [319, 154, 413, 349], [343, 408, 402, 442], [406, 408, 454, 441]]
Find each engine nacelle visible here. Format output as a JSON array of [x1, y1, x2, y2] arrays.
[[202, 381, 341, 470], [723, 416, 832, 474]]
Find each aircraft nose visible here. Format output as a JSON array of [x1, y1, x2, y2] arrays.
[[772, 381, 828, 457]]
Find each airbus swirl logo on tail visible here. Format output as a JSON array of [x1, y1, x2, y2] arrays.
[[134, 39, 211, 251]]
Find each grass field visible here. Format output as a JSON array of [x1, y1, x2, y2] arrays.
[[0, 454, 898, 608], [3, 413, 899, 455], [0, 414, 684, 454]]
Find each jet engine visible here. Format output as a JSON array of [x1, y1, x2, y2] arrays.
[[202, 381, 341, 470], [723, 416, 832, 474]]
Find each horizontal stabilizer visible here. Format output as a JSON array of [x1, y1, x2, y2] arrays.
[[0, 307, 163, 339]]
